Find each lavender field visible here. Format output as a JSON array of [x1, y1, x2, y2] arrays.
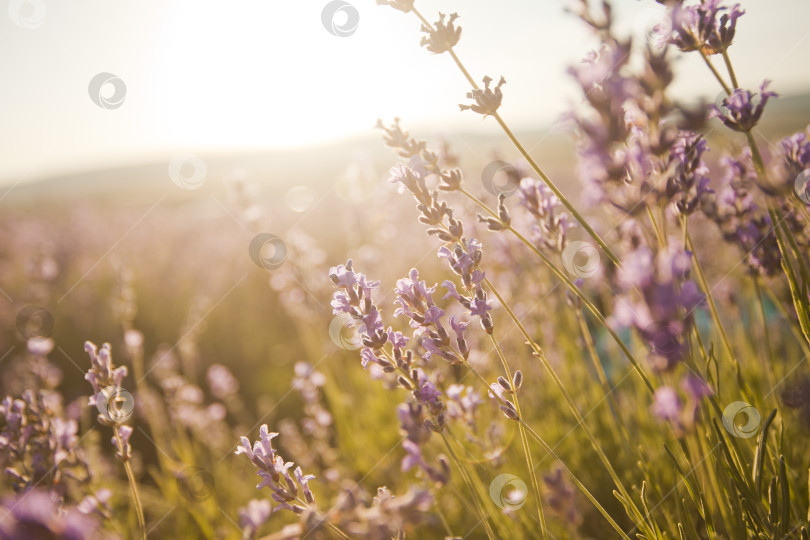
[[3, 0, 810, 538]]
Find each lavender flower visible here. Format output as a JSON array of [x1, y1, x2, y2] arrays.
[[375, 118, 425, 158], [112, 425, 133, 461], [0, 490, 100, 540], [612, 244, 704, 371], [459, 76, 506, 117], [652, 374, 713, 436], [442, 274, 494, 335], [330, 260, 387, 351], [773, 127, 810, 198], [0, 391, 88, 494], [84, 342, 128, 416], [670, 0, 745, 55], [420, 13, 461, 54], [518, 177, 573, 251], [206, 363, 239, 400], [238, 499, 272, 539], [701, 153, 781, 275], [543, 466, 582, 527], [711, 81, 777, 132], [235, 425, 316, 514], [652, 386, 682, 423], [445, 384, 481, 428], [487, 380, 519, 421], [394, 269, 443, 329], [401, 439, 450, 485], [668, 132, 712, 214], [77, 489, 112, 519]]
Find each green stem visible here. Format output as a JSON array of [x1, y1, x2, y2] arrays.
[[752, 277, 778, 390], [516, 420, 632, 540], [699, 51, 731, 94], [684, 228, 737, 367], [115, 428, 147, 540], [410, 6, 620, 267], [721, 50, 740, 89], [378, 349, 499, 540], [460, 187, 655, 395], [489, 333, 548, 539], [482, 277, 650, 532]]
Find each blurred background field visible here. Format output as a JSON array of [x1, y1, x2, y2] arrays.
[[4, 1, 810, 538]]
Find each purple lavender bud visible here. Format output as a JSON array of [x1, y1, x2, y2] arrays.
[[670, 0, 745, 55], [112, 425, 133, 461], [206, 363, 239, 399], [512, 370, 523, 391], [652, 386, 682, 422], [500, 402, 519, 420], [711, 81, 777, 132], [294, 466, 316, 504], [681, 373, 713, 401], [238, 499, 272, 539], [0, 490, 100, 540]]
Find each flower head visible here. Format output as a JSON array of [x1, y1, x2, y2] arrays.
[[459, 76, 506, 117], [711, 81, 777, 132], [670, 0, 745, 55], [235, 426, 315, 513], [420, 12, 461, 54], [238, 499, 272, 539]]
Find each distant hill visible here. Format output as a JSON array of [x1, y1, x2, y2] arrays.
[[4, 92, 809, 207]]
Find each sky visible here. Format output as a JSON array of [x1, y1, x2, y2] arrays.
[[1, 0, 809, 186]]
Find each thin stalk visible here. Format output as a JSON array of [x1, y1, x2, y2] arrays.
[[460, 186, 655, 394], [115, 428, 147, 540], [457, 340, 633, 539], [489, 333, 548, 539], [721, 50, 740, 89], [574, 309, 639, 461], [752, 277, 778, 390], [699, 51, 731, 94], [516, 420, 632, 540], [763, 283, 810, 358], [410, 6, 620, 266], [646, 205, 666, 248], [684, 229, 737, 368], [438, 432, 499, 540], [483, 278, 649, 531], [378, 349, 499, 540]]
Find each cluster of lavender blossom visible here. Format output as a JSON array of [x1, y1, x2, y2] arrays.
[[3, 0, 810, 538]]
